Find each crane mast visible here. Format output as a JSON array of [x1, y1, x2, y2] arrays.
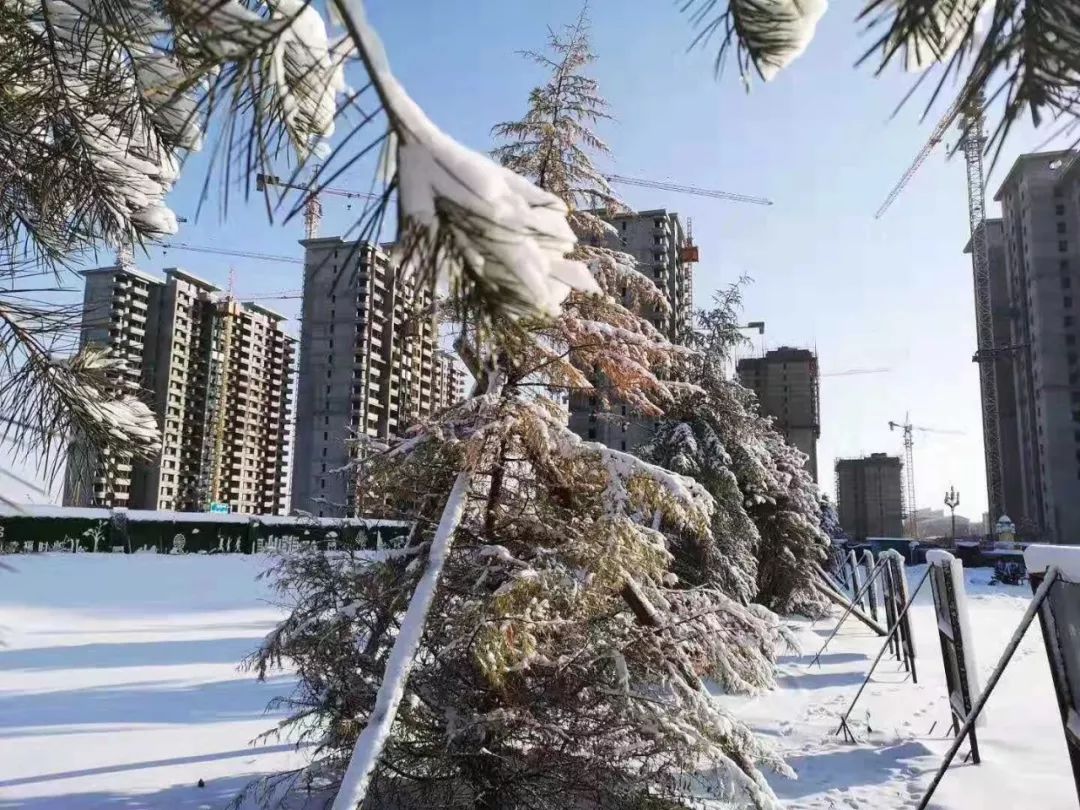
[[960, 94, 1004, 524], [889, 417, 918, 538], [874, 87, 1005, 524]]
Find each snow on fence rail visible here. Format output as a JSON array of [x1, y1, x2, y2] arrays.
[[0, 505, 411, 555], [1024, 545, 1080, 802]]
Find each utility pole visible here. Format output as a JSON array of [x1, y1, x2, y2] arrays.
[[944, 486, 960, 541]]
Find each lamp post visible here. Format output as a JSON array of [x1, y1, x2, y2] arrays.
[[944, 485, 960, 541]]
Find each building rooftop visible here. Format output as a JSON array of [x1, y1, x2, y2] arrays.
[[604, 208, 676, 219], [81, 264, 163, 286], [963, 217, 1003, 255], [164, 267, 219, 292], [737, 346, 817, 368], [992, 150, 1074, 201], [243, 302, 289, 322], [836, 453, 901, 467], [301, 235, 388, 254]]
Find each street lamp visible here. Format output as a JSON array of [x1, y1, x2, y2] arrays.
[[944, 485, 960, 541]]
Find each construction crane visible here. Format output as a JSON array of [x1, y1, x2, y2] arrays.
[[602, 174, 773, 206], [874, 89, 1006, 525], [162, 241, 303, 266], [195, 271, 242, 511], [821, 367, 891, 378], [255, 173, 383, 239], [888, 414, 964, 538], [256, 171, 773, 240]]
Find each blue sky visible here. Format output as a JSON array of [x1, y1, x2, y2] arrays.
[[7, 0, 1063, 521]]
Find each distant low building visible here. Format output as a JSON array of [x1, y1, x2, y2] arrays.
[[907, 507, 973, 539]]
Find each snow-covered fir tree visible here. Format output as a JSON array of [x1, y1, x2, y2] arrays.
[[643, 284, 830, 620], [250, 10, 793, 809], [819, 495, 846, 541], [491, 6, 792, 692]]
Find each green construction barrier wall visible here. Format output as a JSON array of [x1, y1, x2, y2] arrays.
[[0, 508, 411, 555]]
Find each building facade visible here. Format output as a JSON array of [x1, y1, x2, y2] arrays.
[[291, 237, 463, 517], [736, 347, 821, 482], [568, 208, 694, 452], [65, 264, 296, 515], [965, 218, 1026, 530], [992, 151, 1080, 542], [835, 453, 904, 540], [433, 350, 467, 412]]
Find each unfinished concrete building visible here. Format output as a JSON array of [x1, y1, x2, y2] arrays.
[[737, 347, 821, 482], [964, 219, 1026, 530], [835, 453, 904, 540], [63, 264, 160, 509], [568, 208, 695, 452], [65, 264, 296, 515], [992, 151, 1080, 541], [291, 238, 463, 517]]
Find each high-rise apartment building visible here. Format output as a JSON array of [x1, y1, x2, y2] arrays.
[[991, 150, 1080, 542], [568, 209, 694, 452], [835, 453, 904, 539], [433, 349, 467, 411], [291, 238, 463, 517], [65, 264, 296, 514], [736, 347, 820, 481]]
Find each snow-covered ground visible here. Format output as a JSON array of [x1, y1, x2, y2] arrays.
[[717, 564, 1074, 809], [0, 556, 1073, 809], [0, 555, 304, 809]]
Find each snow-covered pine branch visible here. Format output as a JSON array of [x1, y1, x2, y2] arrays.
[[681, 0, 1080, 156]]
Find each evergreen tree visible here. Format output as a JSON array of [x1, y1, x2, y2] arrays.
[[251, 11, 791, 809], [643, 285, 830, 620], [819, 495, 846, 541], [492, 7, 670, 313]]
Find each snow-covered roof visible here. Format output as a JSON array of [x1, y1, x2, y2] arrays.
[[0, 505, 111, 520]]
